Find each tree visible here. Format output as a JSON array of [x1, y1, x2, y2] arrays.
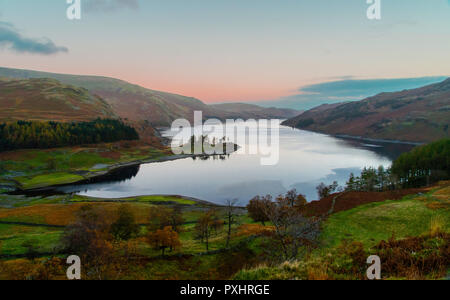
[[168, 206, 185, 233], [316, 181, 339, 200], [147, 226, 181, 256], [148, 207, 172, 231], [62, 205, 111, 256], [262, 196, 321, 261], [283, 189, 307, 208], [148, 206, 185, 233], [392, 139, 450, 188], [0, 119, 139, 152], [194, 210, 221, 252], [360, 167, 378, 191], [110, 205, 140, 241], [61, 205, 136, 280], [224, 199, 240, 248], [247, 195, 273, 225], [346, 173, 357, 191]]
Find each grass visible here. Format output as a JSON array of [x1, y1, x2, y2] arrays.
[[0, 198, 246, 260], [0, 144, 169, 190], [0, 224, 62, 256], [72, 195, 198, 206], [16, 173, 85, 190], [235, 186, 450, 280], [0, 194, 69, 209], [321, 189, 449, 249]]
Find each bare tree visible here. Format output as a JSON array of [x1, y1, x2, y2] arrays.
[[224, 199, 240, 248], [316, 181, 340, 200], [194, 209, 222, 252], [262, 197, 321, 261]]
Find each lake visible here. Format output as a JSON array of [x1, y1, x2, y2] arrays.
[[56, 123, 414, 205]]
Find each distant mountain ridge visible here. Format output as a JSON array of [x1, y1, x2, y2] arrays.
[[0, 67, 300, 126], [282, 78, 450, 143], [210, 103, 301, 119], [255, 77, 448, 111]]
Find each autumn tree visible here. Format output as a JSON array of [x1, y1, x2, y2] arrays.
[[194, 209, 222, 252], [281, 189, 307, 208], [61, 205, 136, 280], [147, 226, 181, 256], [62, 205, 111, 255], [247, 195, 274, 226], [168, 206, 185, 233], [110, 205, 141, 241], [148, 206, 185, 233]]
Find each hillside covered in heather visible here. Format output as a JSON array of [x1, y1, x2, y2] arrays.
[[282, 78, 450, 143], [0, 67, 300, 127], [0, 78, 116, 122]]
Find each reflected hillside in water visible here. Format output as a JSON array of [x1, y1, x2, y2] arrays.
[[333, 138, 416, 161]]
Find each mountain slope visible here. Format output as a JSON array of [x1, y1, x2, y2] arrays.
[[0, 78, 116, 122], [0, 67, 300, 126], [282, 78, 450, 143], [210, 103, 300, 119]]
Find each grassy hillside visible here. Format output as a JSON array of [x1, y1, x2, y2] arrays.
[[234, 182, 449, 280], [0, 78, 116, 122], [0, 193, 257, 280], [0, 181, 447, 280], [282, 78, 450, 143], [0, 67, 300, 126]]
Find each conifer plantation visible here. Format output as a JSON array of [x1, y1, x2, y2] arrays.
[[0, 119, 139, 151]]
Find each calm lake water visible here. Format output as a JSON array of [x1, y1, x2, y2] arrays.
[[57, 123, 414, 204]]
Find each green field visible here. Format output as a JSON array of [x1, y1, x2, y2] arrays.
[[0, 146, 168, 191], [321, 194, 449, 249], [0, 224, 63, 256], [235, 185, 450, 280], [72, 195, 198, 206]]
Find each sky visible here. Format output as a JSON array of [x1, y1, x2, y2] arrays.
[[0, 0, 449, 103]]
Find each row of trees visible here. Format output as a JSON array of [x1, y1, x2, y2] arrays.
[[0, 119, 139, 151], [392, 139, 450, 187], [61, 204, 186, 278], [342, 139, 450, 193], [345, 166, 397, 193]]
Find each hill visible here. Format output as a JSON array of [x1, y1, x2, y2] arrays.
[[0, 78, 116, 122], [0, 67, 300, 126], [210, 103, 300, 119], [282, 78, 450, 143]]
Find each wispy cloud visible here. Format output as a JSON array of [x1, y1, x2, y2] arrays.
[[85, 0, 140, 13], [0, 22, 68, 55]]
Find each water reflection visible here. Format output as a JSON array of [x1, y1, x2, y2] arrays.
[[54, 125, 414, 204]]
